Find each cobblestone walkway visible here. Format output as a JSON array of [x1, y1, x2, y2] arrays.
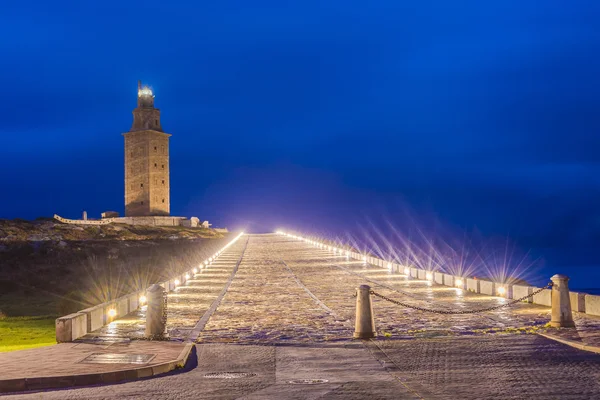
[[197, 236, 352, 344], [375, 335, 600, 399], [198, 234, 562, 344]]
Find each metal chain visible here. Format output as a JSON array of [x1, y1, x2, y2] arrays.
[[366, 283, 552, 315]]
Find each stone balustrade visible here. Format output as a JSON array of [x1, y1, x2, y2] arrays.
[[278, 231, 600, 317]]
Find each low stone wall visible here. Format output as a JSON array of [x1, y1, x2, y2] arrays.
[[513, 284, 533, 303], [54, 214, 111, 225], [585, 294, 600, 316], [104, 216, 186, 227], [55, 214, 209, 229], [467, 278, 480, 293], [570, 292, 586, 313], [443, 273, 454, 287], [480, 280, 495, 296], [533, 288, 552, 307], [55, 312, 87, 342]]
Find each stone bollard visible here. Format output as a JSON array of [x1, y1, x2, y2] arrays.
[[145, 284, 166, 337], [550, 274, 575, 328], [354, 285, 376, 339]]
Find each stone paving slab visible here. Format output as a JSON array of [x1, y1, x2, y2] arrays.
[[1, 343, 421, 399], [376, 335, 600, 399], [6, 339, 600, 399], [0, 340, 188, 384]]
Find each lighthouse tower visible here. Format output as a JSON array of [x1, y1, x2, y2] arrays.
[[123, 81, 171, 217]]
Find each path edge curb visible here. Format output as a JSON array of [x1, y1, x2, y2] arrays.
[[537, 332, 600, 354], [0, 342, 195, 394]]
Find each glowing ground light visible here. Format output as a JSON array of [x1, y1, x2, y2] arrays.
[[455, 279, 463, 287], [404, 267, 410, 275], [346, 251, 350, 256], [497, 286, 506, 296], [387, 263, 392, 270], [193, 268, 198, 273], [426, 272, 433, 281], [185, 273, 190, 280], [108, 309, 117, 318], [139, 295, 147, 304], [174, 279, 180, 286], [204, 260, 209, 265]]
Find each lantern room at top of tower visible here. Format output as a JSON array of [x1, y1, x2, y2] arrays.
[[138, 87, 153, 97], [137, 80, 155, 108]]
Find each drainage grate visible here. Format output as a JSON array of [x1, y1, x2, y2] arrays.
[[203, 372, 257, 379], [288, 379, 330, 385], [79, 353, 156, 364], [78, 337, 131, 345]]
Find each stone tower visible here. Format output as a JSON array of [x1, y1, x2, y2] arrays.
[[123, 81, 171, 217]]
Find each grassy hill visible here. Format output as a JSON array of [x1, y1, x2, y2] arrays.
[[0, 218, 230, 317]]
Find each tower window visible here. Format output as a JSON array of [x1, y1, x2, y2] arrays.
[[154, 163, 157, 168], [155, 119, 158, 125], [162, 165, 164, 169], [154, 146, 157, 151], [162, 199, 165, 203], [162, 180, 165, 184], [141, 201, 144, 205], [140, 183, 143, 188]]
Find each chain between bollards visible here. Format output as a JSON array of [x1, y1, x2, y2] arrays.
[[367, 283, 552, 315]]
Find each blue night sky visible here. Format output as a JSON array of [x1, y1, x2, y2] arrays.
[[2, 1, 600, 268]]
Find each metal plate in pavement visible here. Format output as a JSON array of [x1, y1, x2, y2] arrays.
[[288, 379, 330, 385], [203, 372, 257, 379], [79, 353, 156, 364]]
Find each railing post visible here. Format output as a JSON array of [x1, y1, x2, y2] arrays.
[[145, 284, 166, 337], [354, 285, 376, 339], [550, 274, 575, 328]]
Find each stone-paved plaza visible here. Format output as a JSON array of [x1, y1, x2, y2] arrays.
[[7, 233, 600, 399]]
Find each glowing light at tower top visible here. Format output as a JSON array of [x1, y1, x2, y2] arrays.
[[138, 86, 154, 97]]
